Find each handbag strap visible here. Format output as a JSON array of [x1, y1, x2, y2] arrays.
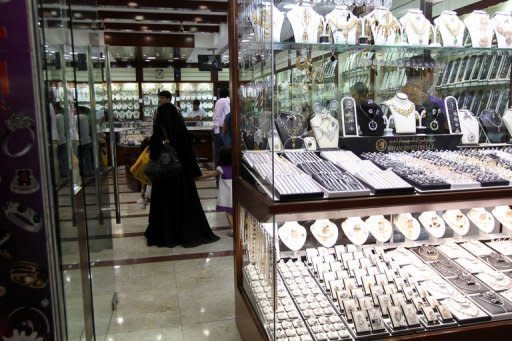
[[159, 124, 171, 145]]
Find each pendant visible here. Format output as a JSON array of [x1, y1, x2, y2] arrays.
[[480, 36, 489, 47], [368, 120, 378, 131], [468, 132, 476, 143], [430, 119, 439, 131]]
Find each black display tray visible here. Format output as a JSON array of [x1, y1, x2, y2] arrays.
[[481, 180, 510, 187], [340, 134, 463, 155]]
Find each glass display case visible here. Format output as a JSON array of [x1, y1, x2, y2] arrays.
[[111, 82, 140, 121], [141, 82, 177, 119], [231, 0, 512, 340], [177, 82, 215, 117]]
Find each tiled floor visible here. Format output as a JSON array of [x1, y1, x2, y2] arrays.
[[59, 168, 241, 341]]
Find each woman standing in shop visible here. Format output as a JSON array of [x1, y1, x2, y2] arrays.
[[145, 90, 220, 248]]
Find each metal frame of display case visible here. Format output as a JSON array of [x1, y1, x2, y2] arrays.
[[228, 1, 512, 340]]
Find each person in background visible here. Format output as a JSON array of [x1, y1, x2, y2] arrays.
[[199, 146, 233, 237], [145, 90, 219, 248], [184, 99, 208, 120], [223, 111, 232, 147], [401, 55, 449, 133], [350, 82, 370, 105], [212, 88, 230, 165]]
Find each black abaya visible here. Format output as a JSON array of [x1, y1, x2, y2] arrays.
[[145, 103, 220, 248]]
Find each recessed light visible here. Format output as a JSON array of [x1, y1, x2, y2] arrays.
[[190, 27, 197, 32], [147, 57, 156, 60], [128, 1, 138, 7], [199, 5, 208, 10], [194, 17, 203, 22], [135, 15, 144, 21], [73, 12, 83, 18], [51, 10, 58, 16], [140, 25, 148, 30]]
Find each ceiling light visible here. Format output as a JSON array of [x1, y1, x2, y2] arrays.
[[140, 25, 148, 30], [128, 1, 138, 7], [73, 12, 83, 18], [147, 56, 156, 60], [135, 15, 144, 21], [194, 17, 203, 22], [199, 5, 208, 10], [51, 10, 58, 16], [190, 27, 197, 32]]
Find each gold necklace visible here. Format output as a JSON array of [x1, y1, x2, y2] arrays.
[[441, 15, 462, 38], [389, 102, 415, 117], [479, 15, 491, 47], [329, 16, 358, 39], [407, 13, 428, 36], [303, 8, 311, 42], [372, 11, 399, 39]]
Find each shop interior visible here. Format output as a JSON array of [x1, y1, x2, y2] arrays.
[[33, 0, 512, 340]]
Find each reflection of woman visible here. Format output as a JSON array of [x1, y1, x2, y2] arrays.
[[145, 93, 219, 248]]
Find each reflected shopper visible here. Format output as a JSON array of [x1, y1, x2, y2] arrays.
[[145, 90, 220, 248]]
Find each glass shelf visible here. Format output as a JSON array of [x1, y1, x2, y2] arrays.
[[242, 41, 512, 56]]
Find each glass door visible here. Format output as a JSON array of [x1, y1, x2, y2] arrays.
[[38, 0, 119, 339]]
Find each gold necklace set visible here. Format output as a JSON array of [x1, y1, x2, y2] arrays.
[[440, 15, 463, 39], [328, 15, 359, 40], [389, 101, 415, 117], [370, 11, 400, 39]]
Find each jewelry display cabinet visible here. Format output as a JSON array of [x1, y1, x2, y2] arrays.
[[230, 0, 512, 339]]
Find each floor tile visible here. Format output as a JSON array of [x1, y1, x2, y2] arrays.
[[181, 319, 241, 341], [105, 327, 183, 341]]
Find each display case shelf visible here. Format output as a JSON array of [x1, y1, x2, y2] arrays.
[[237, 178, 512, 223]]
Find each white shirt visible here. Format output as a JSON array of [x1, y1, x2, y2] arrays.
[[184, 107, 208, 118], [213, 97, 230, 134]]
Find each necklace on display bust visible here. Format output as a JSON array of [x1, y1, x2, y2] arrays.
[[478, 14, 492, 47], [482, 111, 503, 130], [372, 10, 400, 39], [310, 219, 338, 248], [366, 215, 392, 243], [312, 112, 338, 141], [328, 14, 359, 40], [341, 217, 369, 246], [495, 13, 512, 45], [387, 94, 416, 117], [440, 13, 463, 39], [278, 221, 307, 252]]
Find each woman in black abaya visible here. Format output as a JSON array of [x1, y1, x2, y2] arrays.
[[145, 91, 220, 248]]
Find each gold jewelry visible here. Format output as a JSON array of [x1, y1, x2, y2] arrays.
[[407, 14, 429, 36], [496, 21, 512, 45], [479, 15, 491, 47], [370, 11, 400, 39], [295, 56, 310, 70], [328, 16, 359, 40], [389, 102, 415, 117], [441, 15, 463, 38], [303, 7, 311, 42]]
